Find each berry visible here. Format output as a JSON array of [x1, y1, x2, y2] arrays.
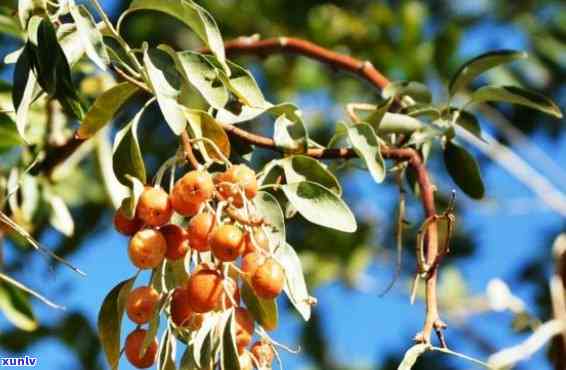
[[210, 224, 245, 262], [251, 258, 285, 299], [113, 209, 143, 236], [136, 186, 173, 227], [187, 212, 215, 252], [216, 165, 257, 207], [235, 307, 254, 353], [251, 341, 274, 368], [126, 286, 160, 324], [242, 252, 266, 277], [129, 229, 167, 269], [171, 171, 214, 216], [160, 224, 189, 260], [125, 329, 158, 369], [186, 268, 224, 313], [244, 228, 269, 254], [170, 286, 205, 329]]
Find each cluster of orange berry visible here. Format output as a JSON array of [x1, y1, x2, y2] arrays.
[[113, 164, 283, 369]]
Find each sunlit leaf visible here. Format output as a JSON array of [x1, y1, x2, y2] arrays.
[[0, 113, 24, 153], [378, 113, 424, 134], [0, 282, 37, 331], [69, 4, 109, 70], [77, 82, 139, 139], [282, 181, 357, 233], [443, 140, 485, 199], [241, 279, 278, 331], [18, 0, 46, 30], [273, 114, 308, 154], [158, 329, 177, 370], [340, 122, 385, 183], [45, 191, 74, 237], [449, 50, 527, 96], [278, 155, 341, 195], [119, 175, 145, 219], [468, 85, 562, 118], [220, 310, 241, 370], [383, 81, 431, 103], [253, 191, 285, 248], [112, 106, 148, 185], [97, 277, 137, 370]]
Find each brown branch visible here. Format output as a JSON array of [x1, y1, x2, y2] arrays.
[[33, 36, 442, 344], [180, 131, 200, 169]]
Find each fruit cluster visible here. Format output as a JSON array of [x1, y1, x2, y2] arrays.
[[113, 165, 284, 369]]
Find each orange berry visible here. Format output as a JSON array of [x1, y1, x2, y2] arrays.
[[244, 228, 269, 254], [251, 341, 274, 368], [171, 171, 214, 216], [125, 329, 158, 369], [170, 287, 193, 327], [187, 212, 216, 252], [242, 252, 266, 277], [235, 307, 254, 353], [216, 165, 257, 207], [126, 286, 160, 324], [160, 224, 189, 260], [113, 209, 143, 236], [251, 258, 285, 299], [210, 224, 245, 262], [129, 229, 167, 269], [186, 268, 224, 313], [136, 186, 173, 227]]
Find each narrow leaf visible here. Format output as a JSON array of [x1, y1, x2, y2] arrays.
[[69, 4, 109, 70], [45, 191, 74, 237], [0, 113, 24, 153], [221, 310, 241, 370], [112, 107, 148, 185], [341, 122, 385, 183], [443, 140, 485, 199], [450, 50, 527, 95], [241, 279, 278, 331], [0, 281, 37, 331], [282, 181, 357, 233]]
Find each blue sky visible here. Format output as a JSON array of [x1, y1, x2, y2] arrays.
[[1, 1, 566, 369]]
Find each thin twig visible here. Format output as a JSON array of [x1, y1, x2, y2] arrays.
[[180, 131, 200, 169]]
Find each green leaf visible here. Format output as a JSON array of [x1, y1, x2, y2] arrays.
[[174, 50, 228, 109], [185, 110, 230, 161], [241, 279, 278, 331], [192, 315, 218, 368], [12, 45, 36, 142], [220, 311, 241, 370], [452, 109, 484, 142], [0, 282, 37, 331], [443, 140, 485, 199], [404, 127, 443, 147], [18, 0, 46, 30], [340, 122, 385, 183], [0, 6, 23, 39], [0, 113, 24, 153], [180, 345, 198, 370], [281, 181, 357, 233], [97, 277, 136, 370], [449, 50, 527, 96], [253, 191, 285, 248], [119, 175, 145, 219], [45, 191, 74, 237], [397, 344, 429, 370], [144, 48, 186, 135], [214, 59, 267, 108], [383, 81, 432, 103], [468, 85, 562, 118], [112, 106, 148, 186], [273, 114, 308, 154], [366, 97, 394, 129], [69, 4, 109, 70], [121, 0, 229, 74], [77, 82, 139, 139], [158, 330, 177, 370], [278, 155, 341, 195], [274, 243, 311, 321], [378, 113, 424, 134]]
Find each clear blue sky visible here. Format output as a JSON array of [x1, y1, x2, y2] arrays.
[[1, 1, 565, 369]]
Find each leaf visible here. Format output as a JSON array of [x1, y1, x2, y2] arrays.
[[112, 107, 148, 185], [174, 50, 228, 109], [45, 191, 74, 237], [180, 345, 198, 370], [97, 277, 136, 370], [69, 4, 109, 70], [340, 122, 385, 183], [253, 191, 285, 248], [95, 130, 130, 210], [397, 344, 429, 370], [0, 271, 63, 310], [77, 82, 139, 139], [366, 97, 394, 129], [278, 155, 341, 195], [443, 140, 485, 199], [273, 114, 308, 154], [144, 48, 186, 135], [0, 113, 24, 153], [241, 279, 278, 331], [452, 109, 484, 142], [185, 110, 231, 161], [449, 50, 527, 96], [220, 310, 241, 370], [281, 181, 357, 233], [12, 45, 36, 141], [119, 175, 145, 219], [158, 329, 177, 370], [192, 315, 218, 368], [383, 81, 432, 103], [468, 85, 562, 118], [219, 60, 268, 108], [378, 113, 424, 134], [0, 6, 23, 39], [0, 282, 37, 331], [121, 0, 229, 74], [274, 243, 311, 321]]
